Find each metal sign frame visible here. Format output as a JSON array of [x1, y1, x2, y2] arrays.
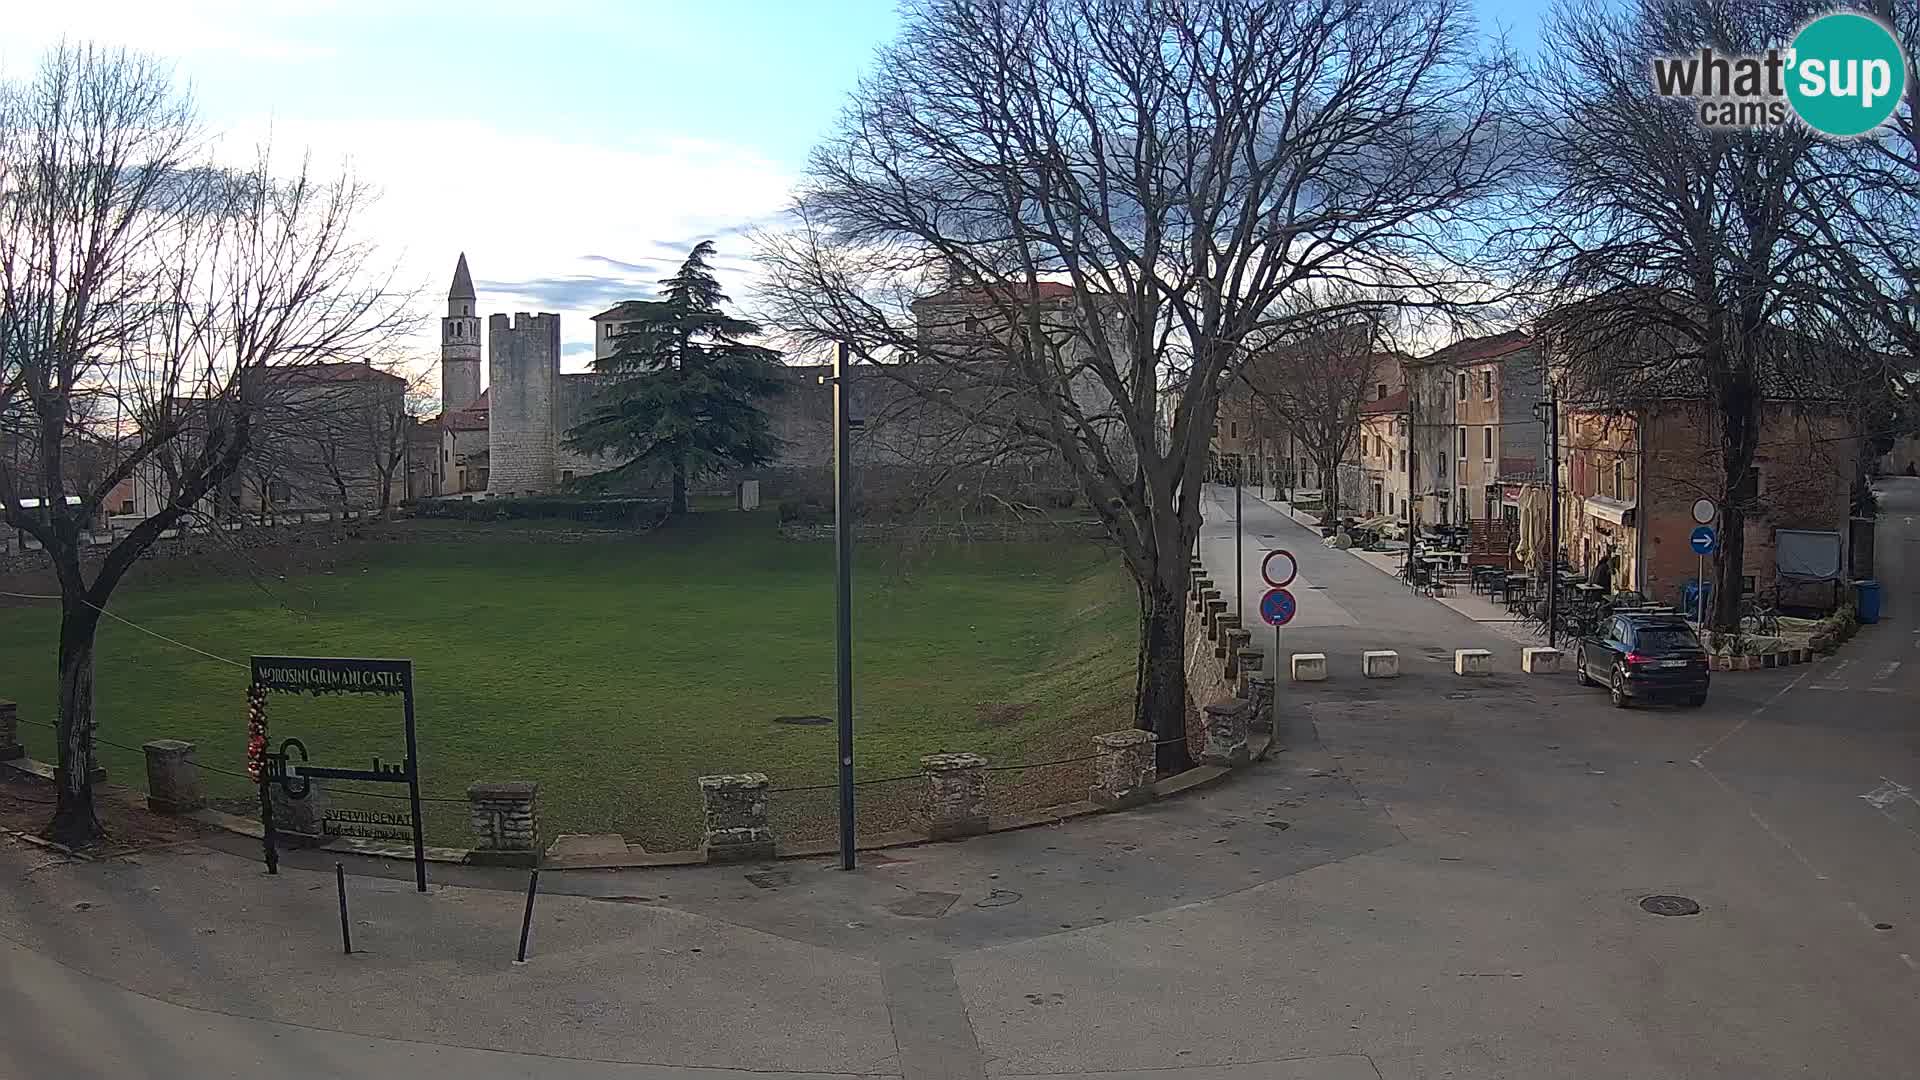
[[1262, 549, 1299, 589], [248, 656, 426, 892]]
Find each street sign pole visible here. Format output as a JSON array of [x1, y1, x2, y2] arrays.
[[1234, 462, 1243, 619], [832, 341, 855, 872]]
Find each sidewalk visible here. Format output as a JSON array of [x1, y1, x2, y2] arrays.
[[1345, 546, 1551, 649]]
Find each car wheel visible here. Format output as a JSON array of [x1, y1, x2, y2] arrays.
[[1686, 692, 1707, 708], [1574, 647, 1594, 686], [1609, 666, 1631, 708]]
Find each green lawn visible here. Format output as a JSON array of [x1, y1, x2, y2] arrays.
[[0, 513, 1135, 850]]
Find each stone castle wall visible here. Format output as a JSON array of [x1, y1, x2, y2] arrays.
[[488, 313, 560, 495]]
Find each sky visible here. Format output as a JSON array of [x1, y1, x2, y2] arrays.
[[7, 0, 1553, 398]]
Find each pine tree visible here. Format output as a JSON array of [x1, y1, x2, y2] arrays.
[[566, 242, 784, 515]]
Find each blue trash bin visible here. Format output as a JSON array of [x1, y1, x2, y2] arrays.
[[1855, 579, 1882, 624]]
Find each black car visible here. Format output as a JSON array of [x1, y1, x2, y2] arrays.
[[1573, 612, 1710, 708]]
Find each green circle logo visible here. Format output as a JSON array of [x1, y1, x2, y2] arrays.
[[1786, 13, 1908, 137]]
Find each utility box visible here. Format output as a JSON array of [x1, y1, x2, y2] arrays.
[[738, 479, 761, 511]]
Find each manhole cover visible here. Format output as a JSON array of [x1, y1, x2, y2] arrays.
[[1640, 895, 1702, 917]]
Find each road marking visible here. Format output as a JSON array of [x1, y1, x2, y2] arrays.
[[1691, 664, 1814, 764], [1875, 661, 1902, 682], [1861, 778, 1915, 810], [1832, 659, 1854, 680]]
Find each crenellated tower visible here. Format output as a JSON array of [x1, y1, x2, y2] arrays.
[[441, 253, 483, 412]]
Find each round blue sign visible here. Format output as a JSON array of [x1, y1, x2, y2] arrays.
[[1260, 587, 1297, 626], [1689, 525, 1716, 555]]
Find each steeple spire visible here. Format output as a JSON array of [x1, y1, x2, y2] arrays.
[[449, 252, 475, 301]]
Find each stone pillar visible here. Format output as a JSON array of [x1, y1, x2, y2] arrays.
[[467, 781, 540, 866], [1089, 730, 1155, 807], [699, 773, 774, 862], [1235, 649, 1264, 693], [1244, 673, 1275, 733], [142, 739, 204, 813], [916, 753, 989, 839], [1196, 584, 1218, 614], [0, 700, 20, 761], [1213, 613, 1241, 650], [1205, 598, 1228, 636], [1201, 700, 1250, 767], [268, 780, 328, 843]]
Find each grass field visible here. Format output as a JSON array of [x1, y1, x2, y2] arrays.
[[0, 513, 1136, 850]]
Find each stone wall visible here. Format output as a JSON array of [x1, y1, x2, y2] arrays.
[[779, 519, 1109, 544], [487, 312, 560, 496]]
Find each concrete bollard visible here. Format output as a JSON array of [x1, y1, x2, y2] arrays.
[[917, 753, 989, 839], [141, 739, 205, 813], [1200, 700, 1250, 767], [698, 773, 774, 862], [1361, 650, 1400, 678], [1521, 647, 1562, 674], [1290, 653, 1329, 682], [0, 700, 20, 761], [1244, 673, 1275, 733], [1453, 649, 1493, 676], [1089, 730, 1155, 808], [467, 782, 541, 866], [268, 779, 328, 843]]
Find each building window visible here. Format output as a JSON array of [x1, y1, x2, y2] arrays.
[[1230, 422, 1237, 439], [562, 470, 575, 485], [1377, 382, 1388, 400], [1733, 465, 1762, 504], [442, 448, 449, 463], [965, 316, 980, 334], [119, 499, 134, 514], [1458, 486, 1470, 520], [1387, 492, 1395, 514], [1482, 426, 1493, 460], [1611, 460, 1624, 501], [1482, 371, 1494, 400], [1438, 453, 1447, 477], [1456, 372, 1467, 400], [1457, 427, 1467, 458]]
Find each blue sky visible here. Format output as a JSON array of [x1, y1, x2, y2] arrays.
[[9, 0, 1552, 387]]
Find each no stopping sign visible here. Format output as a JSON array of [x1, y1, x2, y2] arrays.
[[1261, 548, 1298, 589]]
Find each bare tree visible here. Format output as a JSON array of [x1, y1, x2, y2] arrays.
[[282, 355, 430, 517], [1513, 0, 1891, 632], [0, 45, 413, 844], [757, 0, 1517, 770], [1238, 299, 1395, 526]]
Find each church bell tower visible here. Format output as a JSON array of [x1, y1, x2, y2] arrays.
[[441, 253, 482, 411]]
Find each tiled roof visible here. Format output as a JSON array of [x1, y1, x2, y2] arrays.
[[1414, 330, 1531, 367], [1361, 389, 1408, 415]]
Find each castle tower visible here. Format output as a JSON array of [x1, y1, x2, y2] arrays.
[[440, 253, 482, 412], [487, 312, 561, 495]]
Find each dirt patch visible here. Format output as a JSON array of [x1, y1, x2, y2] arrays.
[[976, 702, 1035, 728], [0, 769, 214, 858]]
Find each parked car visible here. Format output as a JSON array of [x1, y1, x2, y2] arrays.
[[1573, 612, 1710, 708]]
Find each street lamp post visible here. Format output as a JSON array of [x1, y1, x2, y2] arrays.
[[830, 341, 856, 870]]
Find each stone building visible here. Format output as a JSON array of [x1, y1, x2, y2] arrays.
[[1404, 331, 1546, 528], [430, 257, 1126, 499]]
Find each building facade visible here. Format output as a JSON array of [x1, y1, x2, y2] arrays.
[[1406, 331, 1545, 528]]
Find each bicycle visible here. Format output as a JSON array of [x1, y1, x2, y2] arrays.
[[1740, 593, 1781, 637]]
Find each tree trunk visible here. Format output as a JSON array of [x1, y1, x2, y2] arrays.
[[49, 599, 104, 847], [1711, 383, 1761, 632], [1134, 570, 1193, 776], [670, 458, 689, 516]]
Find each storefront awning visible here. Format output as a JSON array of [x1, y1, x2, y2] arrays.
[[1583, 495, 1635, 527]]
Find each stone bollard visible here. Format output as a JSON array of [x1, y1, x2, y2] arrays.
[[141, 740, 204, 813], [1244, 673, 1275, 733], [699, 773, 774, 862], [1213, 615, 1242, 653], [1199, 589, 1221, 621], [0, 700, 20, 761], [1089, 730, 1155, 808], [1201, 700, 1250, 767], [467, 782, 541, 866], [1226, 627, 1252, 656], [917, 753, 989, 839], [1193, 582, 1215, 612], [1205, 598, 1228, 636], [268, 780, 328, 843], [1453, 649, 1493, 676], [1521, 647, 1562, 675], [1361, 650, 1400, 678], [1235, 649, 1264, 694], [1290, 653, 1329, 682]]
